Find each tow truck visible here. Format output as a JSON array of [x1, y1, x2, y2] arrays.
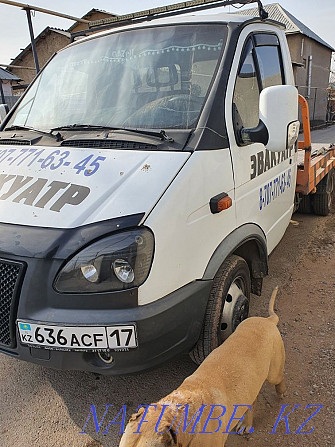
[[0, 0, 333, 375]]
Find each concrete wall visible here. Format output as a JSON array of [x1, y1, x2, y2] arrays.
[[287, 33, 332, 124], [0, 81, 19, 108], [1, 80, 13, 96]]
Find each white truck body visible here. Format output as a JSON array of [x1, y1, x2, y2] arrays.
[[0, 11, 300, 374]]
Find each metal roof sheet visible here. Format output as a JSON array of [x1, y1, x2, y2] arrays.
[[0, 67, 21, 81], [67, 8, 117, 32]]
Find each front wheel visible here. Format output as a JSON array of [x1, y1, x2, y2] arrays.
[[189, 255, 251, 365]]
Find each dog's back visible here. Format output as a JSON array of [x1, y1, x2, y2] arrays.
[[120, 288, 286, 446]]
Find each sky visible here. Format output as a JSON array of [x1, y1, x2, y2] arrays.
[[0, 0, 334, 68]]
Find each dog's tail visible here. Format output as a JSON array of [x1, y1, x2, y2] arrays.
[[268, 286, 279, 325]]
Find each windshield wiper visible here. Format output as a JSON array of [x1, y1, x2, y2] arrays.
[[51, 124, 106, 131], [50, 124, 174, 142], [5, 125, 62, 141]]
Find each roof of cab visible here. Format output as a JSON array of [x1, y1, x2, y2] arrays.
[[70, 12, 283, 46]]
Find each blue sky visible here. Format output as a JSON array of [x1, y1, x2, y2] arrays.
[[0, 0, 334, 67]]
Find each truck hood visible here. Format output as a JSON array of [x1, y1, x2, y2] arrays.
[[0, 146, 190, 228]]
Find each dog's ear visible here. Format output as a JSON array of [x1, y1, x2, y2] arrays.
[[156, 406, 179, 446], [169, 427, 178, 445], [161, 427, 178, 446], [129, 406, 145, 422]]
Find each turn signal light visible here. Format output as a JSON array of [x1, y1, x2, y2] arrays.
[[210, 193, 233, 214]]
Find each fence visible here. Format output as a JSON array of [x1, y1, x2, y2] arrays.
[[4, 95, 20, 109], [296, 86, 333, 127]]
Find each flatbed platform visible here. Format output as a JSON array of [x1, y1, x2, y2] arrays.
[[296, 95, 335, 194], [297, 143, 335, 167]]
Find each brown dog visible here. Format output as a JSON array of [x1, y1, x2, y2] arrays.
[[120, 287, 286, 446]]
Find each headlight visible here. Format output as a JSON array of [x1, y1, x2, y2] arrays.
[[54, 228, 154, 293]]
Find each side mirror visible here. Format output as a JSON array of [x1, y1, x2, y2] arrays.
[[0, 104, 9, 125], [241, 85, 299, 152]]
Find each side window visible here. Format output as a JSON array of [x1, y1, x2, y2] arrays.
[[233, 38, 260, 130], [255, 45, 284, 89], [233, 33, 285, 145]]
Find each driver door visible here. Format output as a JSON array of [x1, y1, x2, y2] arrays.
[[225, 27, 297, 254]]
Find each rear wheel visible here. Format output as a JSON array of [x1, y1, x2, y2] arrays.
[[189, 255, 251, 365], [297, 194, 313, 214], [312, 170, 334, 216]]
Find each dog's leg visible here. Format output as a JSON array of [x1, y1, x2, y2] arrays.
[[267, 332, 286, 399], [234, 400, 256, 435], [275, 378, 286, 399]]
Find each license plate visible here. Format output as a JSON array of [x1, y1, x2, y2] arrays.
[[17, 321, 137, 351]]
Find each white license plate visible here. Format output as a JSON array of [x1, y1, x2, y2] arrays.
[[17, 321, 137, 351]]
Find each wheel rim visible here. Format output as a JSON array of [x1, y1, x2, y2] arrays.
[[220, 277, 249, 341]]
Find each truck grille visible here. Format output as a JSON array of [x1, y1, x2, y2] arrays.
[[0, 139, 31, 145], [0, 260, 25, 347], [61, 139, 157, 150]]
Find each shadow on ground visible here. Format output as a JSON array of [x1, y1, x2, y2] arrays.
[[45, 353, 196, 445]]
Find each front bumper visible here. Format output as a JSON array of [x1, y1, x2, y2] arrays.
[[0, 219, 211, 374], [1, 280, 211, 375]]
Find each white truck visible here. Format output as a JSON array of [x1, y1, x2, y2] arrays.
[[0, 0, 333, 374]]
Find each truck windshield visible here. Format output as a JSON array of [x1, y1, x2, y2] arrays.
[[7, 24, 226, 132]]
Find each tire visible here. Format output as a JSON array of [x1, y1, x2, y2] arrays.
[[298, 194, 313, 214], [312, 170, 334, 216], [189, 255, 251, 365]]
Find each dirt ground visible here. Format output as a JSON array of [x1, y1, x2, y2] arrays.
[[0, 128, 334, 446], [1, 207, 334, 447], [224, 207, 335, 447]]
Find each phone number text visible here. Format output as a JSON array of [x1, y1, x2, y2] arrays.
[[259, 168, 292, 211], [0, 147, 106, 176]]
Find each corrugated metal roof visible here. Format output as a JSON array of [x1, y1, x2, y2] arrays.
[[88, 8, 116, 15], [231, 3, 334, 51], [68, 8, 117, 32], [50, 28, 71, 38], [0, 67, 20, 81]]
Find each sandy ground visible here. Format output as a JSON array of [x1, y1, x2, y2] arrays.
[[0, 128, 334, 447]]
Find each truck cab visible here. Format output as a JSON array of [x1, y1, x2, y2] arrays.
[[0, 10, 299, 374]]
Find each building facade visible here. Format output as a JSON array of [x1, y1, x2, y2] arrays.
[[8, 9, 116, 91], [233, 3, 334, 125], [9, 27, 71, 91]]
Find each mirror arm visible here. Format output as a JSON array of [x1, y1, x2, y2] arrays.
[[241, 119, 269, 145]]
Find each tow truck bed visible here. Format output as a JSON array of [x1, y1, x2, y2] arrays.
[[296, 95, 335, 195]]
